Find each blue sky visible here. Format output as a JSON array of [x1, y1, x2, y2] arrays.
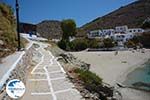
[[3, 0, 136, 27]]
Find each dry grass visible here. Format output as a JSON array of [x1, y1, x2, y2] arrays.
[[0, 3, 26, 59]]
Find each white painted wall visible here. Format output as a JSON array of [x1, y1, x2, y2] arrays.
[[114, 33, 134, 43], [115, 25, 128, 33]]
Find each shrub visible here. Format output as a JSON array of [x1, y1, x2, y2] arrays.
[[129, 36, 140, 45], [70, 38, 88, 51], [74, 68, 102, 91], [73, 68, 113, 99], [103, 38, 115, 49], [139, 33, 150, 48], [125, 40, 136, 48], [74, 68, 111, 99], [57, 38, 101, 51], [88, 39, 100, 48], [0, 3, 17, 49], [57, 39, 67, 50]]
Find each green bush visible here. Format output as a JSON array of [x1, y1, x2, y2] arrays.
[[74, 68, 102, 90], [125, 40, 136, 48], [129, 36, 140, 45], [88, 39, 100, 48], [70, 38, 88, 51], [74, 68, 113, 99], [57, 38, 101, 51], [57, 39, 67, 50], [103, 38, 115, 49]]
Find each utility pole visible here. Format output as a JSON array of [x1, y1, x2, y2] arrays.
[[16, 0, 21, 51]]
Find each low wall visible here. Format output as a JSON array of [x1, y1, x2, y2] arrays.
[[0, 42, 34, 99]]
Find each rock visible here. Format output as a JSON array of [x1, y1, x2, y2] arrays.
[[80, 63, 90, 71], [59, 53, 90, 70], [132, 82, 150, 88], [92, 93, 99, 100], [84, 92, 91, 98], [0, 40, 4, 45]]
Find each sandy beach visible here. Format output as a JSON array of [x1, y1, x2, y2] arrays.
[[70, 49, 150, 100], [70, 49, 150, 86]]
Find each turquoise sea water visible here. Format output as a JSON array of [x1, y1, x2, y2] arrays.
[[124, 60, 150, 91]]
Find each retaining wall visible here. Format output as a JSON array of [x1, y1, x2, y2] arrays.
[[0, 43, 34, 100]]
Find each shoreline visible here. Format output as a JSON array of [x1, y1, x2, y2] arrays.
[[117, 57, 149, 86]]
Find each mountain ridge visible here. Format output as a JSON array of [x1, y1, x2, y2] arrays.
[[36, 20, 63, 39], [78, 0, 150, 36]]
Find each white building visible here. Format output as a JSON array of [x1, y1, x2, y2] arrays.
[[128, 28, 144, 35], [115, 25, 128, 33], [114, 26, 144, 43], [88, 30, 103, 38], [102, 29, 114, 37], [113, 33, 134, 43], [88, 25, 144, 43], [88, 29, 114, 39]]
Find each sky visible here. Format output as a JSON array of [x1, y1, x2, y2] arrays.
[[3, 0, 136, 27]]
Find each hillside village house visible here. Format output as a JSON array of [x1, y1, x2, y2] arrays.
[[115, 25, 128, 33], [113, 33, 134, 43], [128, 28, 144, 35], [88, 29, 114, 39], [102, 29, 114, 37], [88, 30, 103, 38], [88, 25, 144, 43]]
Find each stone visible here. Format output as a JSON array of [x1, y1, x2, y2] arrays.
[[0, 40, 4, 45]]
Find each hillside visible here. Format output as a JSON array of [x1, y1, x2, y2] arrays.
[[37, 20, 63, 39], [0, 3, 17, 58], [20, 22, 36, 34], [79, 0, 150, 36]]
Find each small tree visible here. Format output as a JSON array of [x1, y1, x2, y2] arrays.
[[70, 38, 88, 51], [125, 40, 136, 48], [58, 19, 77, 50], [61, 19, 77, 41], [88, 39, 100, 48], [103, 38, 114, 49], [130, 36, 140, 45]]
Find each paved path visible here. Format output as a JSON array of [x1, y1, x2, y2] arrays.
[[22, 42, 83, 100]]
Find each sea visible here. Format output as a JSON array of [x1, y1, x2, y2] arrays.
[[123, 60, 150, 91]]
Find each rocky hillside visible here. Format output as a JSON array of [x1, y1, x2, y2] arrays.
[[79, 0, 150, 36], [20, 22, 36, 34], [37, 20, 63, 39], [0, 3, 17, 58]]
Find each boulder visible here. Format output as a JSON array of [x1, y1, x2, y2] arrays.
[[0, 40, 4, 45]]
